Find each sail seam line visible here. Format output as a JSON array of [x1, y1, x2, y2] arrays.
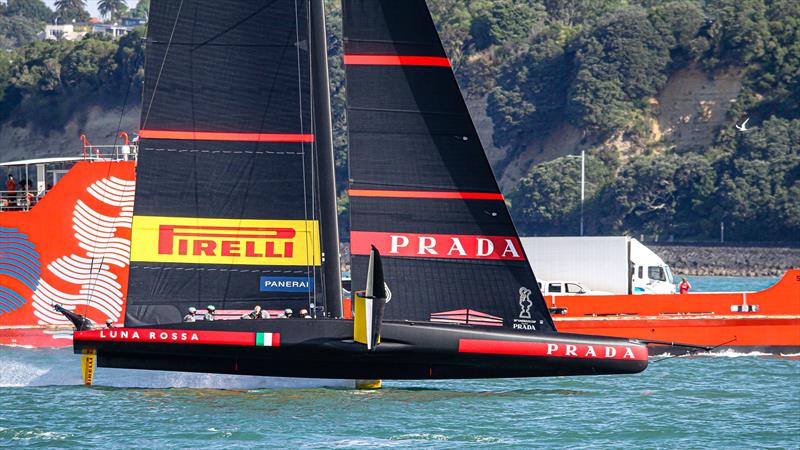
[[145, 148, 303, 155]]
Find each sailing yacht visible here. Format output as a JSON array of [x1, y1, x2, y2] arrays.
[[61, 0, 649, 382]]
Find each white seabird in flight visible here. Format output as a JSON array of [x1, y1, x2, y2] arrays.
[[735, 117, 750, 132]]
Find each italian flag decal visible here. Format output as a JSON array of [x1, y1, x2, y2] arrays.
[[256, 332, 280, 347]]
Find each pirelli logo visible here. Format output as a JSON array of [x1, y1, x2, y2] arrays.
[[130, 216, 320, 266]]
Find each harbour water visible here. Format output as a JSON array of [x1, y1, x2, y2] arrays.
[[1, 277, 798, 449]]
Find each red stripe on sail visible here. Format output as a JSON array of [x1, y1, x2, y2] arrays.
[[348, 189, 504, 201], [458, 339, 648, 361], [343, 54, 451, 67], [139, 130, 315, 142]]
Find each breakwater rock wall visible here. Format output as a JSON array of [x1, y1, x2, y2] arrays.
[[651, 244, 799, 277]]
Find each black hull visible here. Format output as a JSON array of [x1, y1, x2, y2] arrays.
[[74, 320, 648, 379]]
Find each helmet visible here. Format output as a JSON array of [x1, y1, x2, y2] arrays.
[[106, 319, 113, 325], [299, 309, 308, 315], [284, 308, 293, 315], [188, 307, 197, 313], [207, 305, 216, 312]]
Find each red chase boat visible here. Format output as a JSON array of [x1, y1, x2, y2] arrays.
[[0, 146, 136, 347], [549, 269, 800, 354]]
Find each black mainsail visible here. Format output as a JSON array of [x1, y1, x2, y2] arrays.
[[343, 0, 554, 331], [126, 0, 334, 324], [64, 0, 649, 382]]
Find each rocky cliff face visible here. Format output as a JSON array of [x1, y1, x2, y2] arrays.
[[491, 64, 744, 191]]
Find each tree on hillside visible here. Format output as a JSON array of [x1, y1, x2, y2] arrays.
[[599, 154, 717, 240], [53, 0, 89, 23], [566, 7, 670, 134], [469, 0, 544, 50], [4, 0, 53, 23], [0, 15, 41, 49], [97, 0, 127, 21], [128, 0, 148, 20], [717, 117, 800, 241], [647, 1, 709, 68], [509, 153, 615, 235], [488, 29, 570, 148], [60, 34, 117, 89]]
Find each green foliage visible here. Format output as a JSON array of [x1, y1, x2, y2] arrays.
[[647, 0, 708, 68], [5, 0, 53, 22], [470, 0, 544, 50], [98, 0, 128, 21], [509, 153, 614, 235], [128, 0, 149, 20], [487, 29, 568, 148], [59, 34, 116, 89], [486, 0, 798, 241], [0, 0, 51, 50], [567, 7, 670, 133], [113, 26, 145, 89], [53, 0, 89, 23], [598, 154, 717, 239], [0, 15, 41, 50], [716, 117, 800, 240]]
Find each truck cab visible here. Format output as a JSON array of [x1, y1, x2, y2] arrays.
[[629, 239, 675, 294]]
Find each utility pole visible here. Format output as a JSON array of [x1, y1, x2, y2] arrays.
[[580, 150, 585, 237]]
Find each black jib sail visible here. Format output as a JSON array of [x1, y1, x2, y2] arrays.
[[126, 0, 332, 325], [344, 0, 555, 332]]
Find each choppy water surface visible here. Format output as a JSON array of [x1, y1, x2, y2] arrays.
[[1, 277, 798, 448]]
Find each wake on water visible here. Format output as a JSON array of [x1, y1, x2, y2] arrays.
[[0, 346, 353, 389]]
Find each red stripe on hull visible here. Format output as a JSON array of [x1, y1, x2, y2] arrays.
[[74, 328, 257, 346], [459, 339, 648, 361], [348, 189, 504, 200], [343, 54, 451, 67], [139, 130, 315, 143]]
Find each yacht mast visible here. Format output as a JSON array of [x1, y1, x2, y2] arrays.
[[310, 0, 343, 318]]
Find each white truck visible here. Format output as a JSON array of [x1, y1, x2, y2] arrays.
[[521, 236, 675, 295]]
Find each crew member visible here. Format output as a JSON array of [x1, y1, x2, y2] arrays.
[[281, 308, 293, 318], [678, 277, 692, 294], [183, 306, 197, 322], [5, 174, 16, 208], [299, 308, 311, 319], [242, 305, 262, 319], [105, 319, 115, 329], [204, 305, 216, 321]]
